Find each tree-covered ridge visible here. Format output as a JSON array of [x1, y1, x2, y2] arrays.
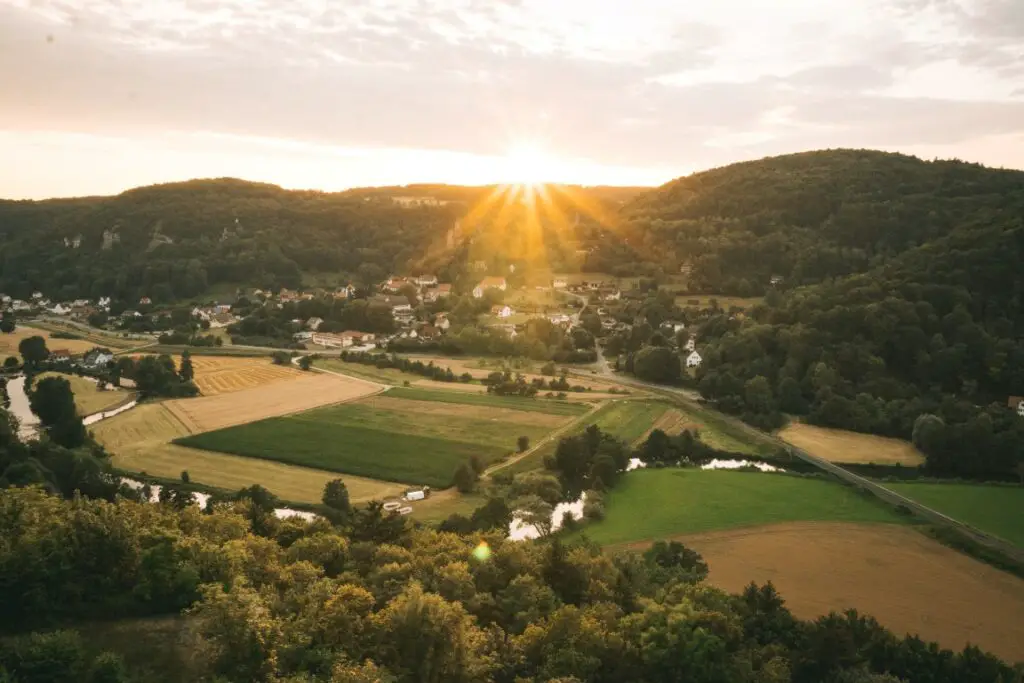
[[1, 487, 1020, 683], [623, 149, 1024, 294]]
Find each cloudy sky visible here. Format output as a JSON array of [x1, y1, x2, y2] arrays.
[[2, 0, 1023, 198]]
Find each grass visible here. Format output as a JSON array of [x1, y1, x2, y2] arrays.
[[28, 321, 142, 349], [658, 397, 778, 456], [778, 422, 924, 466], [385, 386, 589, 416], [592, 400, 673, 443], [177, 397, 565, 488], [37, 372, 130, 416], [580, 468, 904, 546], [885, 482, 1024, 547], [94, 403, 401, 504], [317, 358, 426, 385]]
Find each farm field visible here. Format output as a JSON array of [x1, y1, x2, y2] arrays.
[[581, 469, 902, 546], [669, 400, 778, 456], [37, 371, 129, 416], [779, 422, 924, 466], [0, 325, 96, 358], [651, 522, 1024, 663], [404, 354, 631, 392], [592, 400, 673, 444], [187, 355, 301, 396], [385, 386, 590, 416], [29, 320, 144, 349], [885, 482, 1024, 547], [317, 358, 435, 385], [165, 372, 379, 433], [93, 403, 400, 504], [177, 391, 578, 488]]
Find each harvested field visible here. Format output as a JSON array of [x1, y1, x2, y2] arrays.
[[165, 373, 379, 433], [779, 422, 924, 466], [178, 391, 574, 488], [620, 522, 1024, 663], [93, 403, 399, 504], [0, 326, 96, 358], [631, 408, 698, 446], [188, 356, 301, 396], [37, 371, 130, 416]]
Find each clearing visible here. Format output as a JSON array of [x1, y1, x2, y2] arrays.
[[885, 482, 1024, 547], [635, 522, 1024, 663], [0, 326, 97, 358], [779, 422, 924, 466], [581, 468, 902, 546], [177, 391, 579, 488], [164, 372, 379, 433], [93, 402, 400, 504], [187, 355, 302, 396], [37, 371, 130, 416]]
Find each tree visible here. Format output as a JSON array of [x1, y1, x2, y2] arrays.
[[29, 376, 86, 448], [18, 335, 49, 366], [517, 435, 530, 452], [911, 414, 945, 457], [322, 478, 351, 515], [270, 351, 290, 365], [744, 375, 774, 414], [298, 355, 313, 371], [3, 357, 19, 369], [468, 453, 485, 475], [631, 345, 681, 384], [0, 311, 15, 334], [179, 350, 194, 382], [454, 462, 477, 493], [180, 470, 190, 483]]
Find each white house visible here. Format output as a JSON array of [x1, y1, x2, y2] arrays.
[[83, 349, 114, 368], [293, 331, 313, 342], [97, 296, 111, 309], [311, 331, 351, 348], [684, 337, 696, 352], [552, 278, 568, 289], [472, 276, 507, 298], [435, 314, 451, 331], [414, 274, 438, 287], [492, 305, 514, 319], [50, 303, 72, 316], [686, 350, 703, 368], [31, 292, 43, 300], [549, 313, 572, 325], [139, 296, 152, 305]]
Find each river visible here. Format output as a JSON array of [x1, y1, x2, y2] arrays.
[[7, 376, 40, 440]]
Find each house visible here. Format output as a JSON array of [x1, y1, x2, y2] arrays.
[[192, 307, 211, 321], [306, 317, 324, 331], [293, 331, 313, 342], [684, 337, 696, 352], [333, 284, 356, 300], [50, 303, 72, 316], [83, 348, 114, 368], [435, 314, 451, 331], [11, 300, 31, 312], [1009, 396, 1024, 417], [770, 275, 784, 286], [549, 313, 572, 325], [383, 276, 412, 294], [602, 290, 621, 302], [679, 263, 693, 276], [552, 278, 568, 289], [209, 312, 236, 328], [686, 350, 703, 368], [418, 324, 439, 340], [278, 288, 300, 303], [342, 330, 375, 346], [97, 296, 111, 310], [424, 283, 452, 302], [139, 296, 152, 305], [311, 332, 351, 348], [492, 305, 514, 319], [31, 292, 43, 300], [414, 274, 438, 287], [72, 299, 90, 308], [472, 276, 507, 298], [50, 349, 72, 363]]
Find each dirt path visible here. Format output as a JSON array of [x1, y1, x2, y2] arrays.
[[485, 401, 610, 477]]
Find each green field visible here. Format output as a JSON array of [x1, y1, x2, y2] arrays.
[[386, 386, 589, 416], [580, 469, 903, 546], [177, 398, 567, 488], [317, 358, 438, 385], [886, 482, 1024, 547], [592, 400, 672, 443]]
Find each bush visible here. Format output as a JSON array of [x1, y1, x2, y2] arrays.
[[454, 463, 477, 493], [517, 435, 530, 452]]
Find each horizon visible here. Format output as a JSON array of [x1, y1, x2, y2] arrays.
[[3, 0, 1024, 199]]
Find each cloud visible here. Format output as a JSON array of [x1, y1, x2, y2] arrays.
[[1, 0, 1023, 197]]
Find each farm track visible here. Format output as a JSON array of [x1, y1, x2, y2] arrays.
[[486, 401, 608, 477]]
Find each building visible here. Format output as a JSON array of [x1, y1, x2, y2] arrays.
[[50, 349, 72, 362], [342, 330, 375, 346], [139, 296, 152, 305], [686, 350, 703, 368], [602, 289, 621, 302], [209, 312, 236, 328], [770, 275, 784, 286], [435, 313, 451, 331], [306, 317, 324, 331], [473, 276, 507, 298], [83, 348, 114, 368], [552, 278, 568, 289], [333, 284, 356, 300], [684, 337, 696, 352], [492, 305, 514, 319], [293, 331, 313, 342], [50, 303, 72, 316], [549, 313, 572, 325], [424, 283, 452, 302], [311, 332, 351, 348], [1009, 396, 1024, 417], [414, 274, 438, 287]]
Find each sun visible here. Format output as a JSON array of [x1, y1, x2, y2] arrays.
[[502, 141, 553, 186]]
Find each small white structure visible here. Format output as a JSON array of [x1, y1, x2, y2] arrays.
[[49, 303, 72, 316], [414, 274, 438, 287], [686, 350, 703, 368], [1011, 397, 1024, 417], [306, 317, 324, 331], [405, 490, 426, 502], [492, 305, 514, 319], [552, 278, 567, 289]]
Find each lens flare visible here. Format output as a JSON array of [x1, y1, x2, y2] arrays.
[[471, 540, 492, 562]]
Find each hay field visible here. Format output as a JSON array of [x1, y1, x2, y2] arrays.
[[188, 356, 302, 396], [165, 373, 379, 433], [178, 390, 578, 488], [0, 326, 96, 358], [93, 403, 401, 504], [659, 522, 1024, 663], [779, 422, 925, 466], [37, 372, 129, 416]]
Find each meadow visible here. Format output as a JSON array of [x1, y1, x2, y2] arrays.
[[384, 386, 590, 416], [778, 422, 924, 466], [581, 468, 902, 546], [885, 482, 1024, 547], [177, 391, 577, 488]]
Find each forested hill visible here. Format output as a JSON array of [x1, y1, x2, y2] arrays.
[[622, 149, 1024, 294]]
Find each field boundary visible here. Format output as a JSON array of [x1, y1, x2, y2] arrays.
[[486, 401, 608, 477]]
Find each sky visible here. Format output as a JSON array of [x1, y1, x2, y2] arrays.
[[2, 0, 1023, 199]]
